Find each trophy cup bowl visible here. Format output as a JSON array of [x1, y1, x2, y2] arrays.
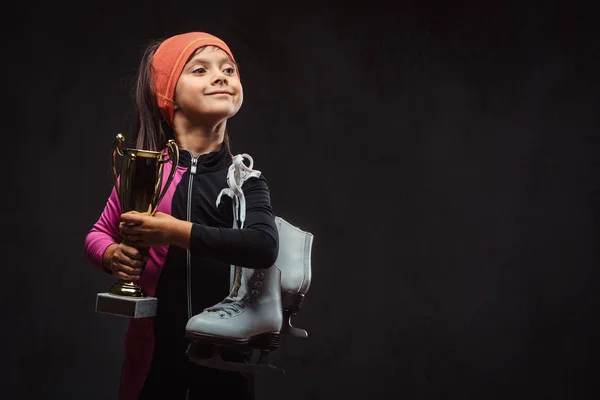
[[95, 133, 179, 318]]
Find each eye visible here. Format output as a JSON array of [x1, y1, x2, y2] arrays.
[[224, 67, 235, 74], [192, 67, 206, 74]]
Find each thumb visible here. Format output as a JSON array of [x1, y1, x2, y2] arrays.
[[121, 212, 144, 224]]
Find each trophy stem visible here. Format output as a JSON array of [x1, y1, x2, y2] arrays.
[[108, 246, 150, 298]]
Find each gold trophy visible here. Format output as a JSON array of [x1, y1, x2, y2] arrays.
[[95, 133, 179, 318]]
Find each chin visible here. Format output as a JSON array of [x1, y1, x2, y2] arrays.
[[193, 108, 240, 124], [211, 105, 241, 118]]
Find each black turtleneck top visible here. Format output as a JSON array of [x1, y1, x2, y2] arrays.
[[153, 143, 279, 361]]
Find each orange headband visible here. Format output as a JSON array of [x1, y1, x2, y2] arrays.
[[152, 32, 237, 126]]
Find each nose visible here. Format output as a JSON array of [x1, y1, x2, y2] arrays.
[[212, 71, 228, 86]]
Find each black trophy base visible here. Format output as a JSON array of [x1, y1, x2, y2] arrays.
[[95, 293, 157, 318]]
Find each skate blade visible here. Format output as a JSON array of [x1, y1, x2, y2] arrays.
[[184, 331, 281, 350], [186, 342, 285, 375]]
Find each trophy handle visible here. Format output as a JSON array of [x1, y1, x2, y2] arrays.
[[111, 134, 125, 197], [152, 139, 179, 215]]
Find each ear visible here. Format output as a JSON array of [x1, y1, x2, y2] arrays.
[[172, 91, 179, 111]]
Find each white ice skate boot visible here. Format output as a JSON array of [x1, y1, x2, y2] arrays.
[[185, 153, 313, 374], [185, 266, 284, 374], [274, 217, 313, 338]]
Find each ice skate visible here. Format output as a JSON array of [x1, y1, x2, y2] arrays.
[[185, 266, 285, 374], [185, 153, 314, 373], [274, 216, 313, 338], [215, 153, 314, 339]]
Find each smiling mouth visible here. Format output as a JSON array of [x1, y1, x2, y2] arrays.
[[206, 91, 233, 95]]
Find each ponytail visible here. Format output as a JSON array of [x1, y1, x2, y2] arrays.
[[132, 40, 173, 151]]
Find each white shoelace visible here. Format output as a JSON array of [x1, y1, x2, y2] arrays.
[[206, 297, 249, 317], [216, 153, 261, 229], [208, 154, 262, 314]]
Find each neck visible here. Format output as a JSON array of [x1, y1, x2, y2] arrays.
[[172, 119, 227, 158]]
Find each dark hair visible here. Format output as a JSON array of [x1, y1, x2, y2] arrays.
[[132, 40, 232, 154]]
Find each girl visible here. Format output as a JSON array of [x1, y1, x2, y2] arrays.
[[84, 32, 279, 400]]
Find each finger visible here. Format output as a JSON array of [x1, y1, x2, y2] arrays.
[[113, 261, 143, 276], [121, 212, 145, 224], [120, 224, 142, 235], [114, 254, 141, 269], [119, 222, 134, 233], [115, 271, 140, 281], [121, 232, 143, 247], [120, 244, 143, 260], [125, 257, 147, 270]]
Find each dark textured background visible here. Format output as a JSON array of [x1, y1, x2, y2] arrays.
[[5, 0, 599, 399]]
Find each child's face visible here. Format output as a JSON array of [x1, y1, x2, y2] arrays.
[[174, 46, 243, 124]]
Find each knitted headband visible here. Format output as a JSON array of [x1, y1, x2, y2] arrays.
[[152, 32, 237, 125]]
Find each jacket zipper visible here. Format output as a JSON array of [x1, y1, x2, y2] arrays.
[[186, 155, 198, 319]]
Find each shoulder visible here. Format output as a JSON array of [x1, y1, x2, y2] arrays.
[[242, 172, 270, 191], [229, 153, 268, 181], [230, 154, 272, 192]]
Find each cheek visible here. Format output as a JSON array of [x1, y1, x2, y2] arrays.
[[235, 84, 244, 104], [175, 78, 205, 101]]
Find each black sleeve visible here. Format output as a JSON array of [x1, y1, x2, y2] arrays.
[[189, 175, 279, 269]]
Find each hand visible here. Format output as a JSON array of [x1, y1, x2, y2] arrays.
[[108, 242, 146, 281], [119, 211, 189, 248]]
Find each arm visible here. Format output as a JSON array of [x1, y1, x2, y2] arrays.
[[120, 176, 279, 268], [186, 175, 279, 269], [84, 186, 122, 274]]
